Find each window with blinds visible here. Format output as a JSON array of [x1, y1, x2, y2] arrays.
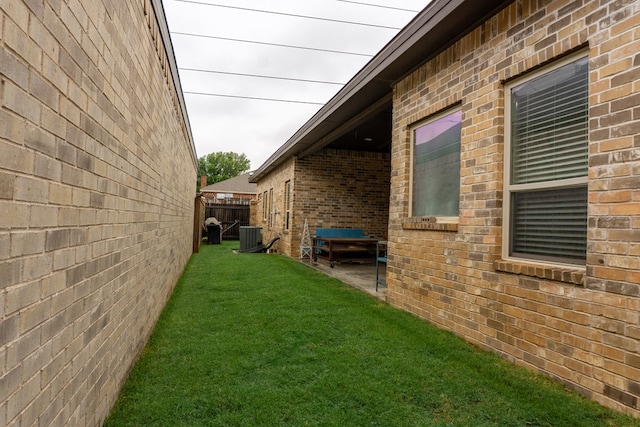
[[511, 187, 587, 263], [505, 54, 588, 264]]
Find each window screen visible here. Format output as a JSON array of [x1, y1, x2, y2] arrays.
[[511, 187, 587, 262], [412, 109, 462, 217]]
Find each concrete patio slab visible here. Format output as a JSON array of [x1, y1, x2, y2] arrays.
[[301, 258, 386, 300]]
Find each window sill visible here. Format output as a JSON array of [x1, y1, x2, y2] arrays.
[[494, 259, 585, 286], [402, 217, 458, 232]]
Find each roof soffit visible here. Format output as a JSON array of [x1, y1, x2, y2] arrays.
[[250, 0, 511, 182]]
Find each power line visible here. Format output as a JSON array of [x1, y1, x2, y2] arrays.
[[172, 0, 402, 30], [171, 31, 373, 57], [184, 91, 326, 105], [180, 67, 346, 86], [336, 0, 420, 13]]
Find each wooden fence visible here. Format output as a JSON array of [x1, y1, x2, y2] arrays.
[[205, 202, 251, 240]]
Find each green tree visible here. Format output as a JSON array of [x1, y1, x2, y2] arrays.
[[197, 151, 250, 190]]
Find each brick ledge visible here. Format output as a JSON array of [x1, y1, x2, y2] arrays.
[[494, 259, 585, 286], [402, 221, 458, 232]]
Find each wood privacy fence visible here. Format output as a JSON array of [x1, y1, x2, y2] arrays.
[[205, 202, 251, 240]]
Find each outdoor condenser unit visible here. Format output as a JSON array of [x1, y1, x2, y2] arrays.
[[239, 226, 262, 252]]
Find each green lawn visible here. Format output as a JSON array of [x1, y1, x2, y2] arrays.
[[105, 242, 639, 426]]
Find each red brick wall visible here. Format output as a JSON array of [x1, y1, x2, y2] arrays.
[[389, 0, 640, 416]]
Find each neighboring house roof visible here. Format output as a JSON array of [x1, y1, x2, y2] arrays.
[[250, 0, 509, 182], [201, 172, 257, 195]]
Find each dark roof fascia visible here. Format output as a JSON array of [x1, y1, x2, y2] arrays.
[[250, 0, 510, 183]]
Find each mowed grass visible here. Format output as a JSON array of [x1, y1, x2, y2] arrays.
[[105, 242, 639, 426]]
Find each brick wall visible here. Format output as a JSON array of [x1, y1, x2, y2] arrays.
[[255, 157, 295, 254], [0, 0, 197, 425], [389, 0, 640, 416], [255, 149, 391, 258]]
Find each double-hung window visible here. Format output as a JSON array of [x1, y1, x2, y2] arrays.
[[504, 53, 589, 265], [262, 191, 268, 222], [268, 188, 273, 228], [284, 180, 291, 231], [410, 108, 462, 218]]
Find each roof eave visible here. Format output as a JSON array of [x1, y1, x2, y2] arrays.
[[250, 0, 510, 183]]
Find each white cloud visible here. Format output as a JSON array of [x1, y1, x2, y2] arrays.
[[164, 0, 431, 170]]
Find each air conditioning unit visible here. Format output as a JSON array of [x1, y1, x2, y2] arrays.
[[239, 226, 262, 252]]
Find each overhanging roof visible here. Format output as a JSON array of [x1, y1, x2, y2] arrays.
[[201, 172, 257, 194], [250, 0, 510, 183]]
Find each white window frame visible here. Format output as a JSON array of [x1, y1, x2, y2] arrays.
[[268, 188, 274, 229], [408, 107, 462, 222], [502, 51, 589, 266], [262, 191, 268, 222], [284, 180, 291, 231]]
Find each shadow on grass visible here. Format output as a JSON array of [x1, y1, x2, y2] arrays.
[[105, 242, 639, 426]]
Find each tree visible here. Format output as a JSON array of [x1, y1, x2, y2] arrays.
[[197, 151, 250, 190]]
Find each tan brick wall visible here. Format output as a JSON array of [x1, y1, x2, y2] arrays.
[[255, 149, 391, 258], [389, 0, 640, 416], [254, 157, 295, 254], [0, 0, 197, 425]]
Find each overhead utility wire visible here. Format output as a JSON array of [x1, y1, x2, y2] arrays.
[[171, 31, 373, 57], [183, 91, 326, 105], [179, 67, 346, 86], [173, 0, 402, 30], [336, 0, 419, 13]]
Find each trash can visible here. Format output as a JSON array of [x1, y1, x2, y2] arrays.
[[205, 217, 222, 244]]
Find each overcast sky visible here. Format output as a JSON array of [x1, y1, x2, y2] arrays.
[[163, 0, 431, 170]]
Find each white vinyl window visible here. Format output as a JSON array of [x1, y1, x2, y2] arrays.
[[268, 188, 274, 228], [504, 53, 589, 265], [284, 180, 291, 231], [262, 191, 268, 222], [410, 108, 462, 218]]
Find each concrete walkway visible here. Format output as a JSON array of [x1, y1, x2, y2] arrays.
[[301, 258, 386, 300]]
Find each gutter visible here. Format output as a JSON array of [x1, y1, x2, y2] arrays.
[[250, 0, 510, 183]]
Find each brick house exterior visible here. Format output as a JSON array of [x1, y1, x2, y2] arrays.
[[201, 172, 257, 205], [389, 0, 640, 415], [253, 150, 390, 256], [1, 0, 197, 425], [251, 0, 640, 416]]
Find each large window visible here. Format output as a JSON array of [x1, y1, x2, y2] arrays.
[[504, 54, 589, 265], [411, 108, 462, 218]]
